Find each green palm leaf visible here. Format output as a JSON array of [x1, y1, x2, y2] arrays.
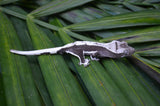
[[0, 0, 18, 5], [65, 10, 160, 31], [51, 18, 160, 105], [26, 16, 90, 105], [30, 0, 93, 17], [0, 0, 160, 105], [100, 26, 160, 43], [56, 23, 131, 106], [138, 48, 160, 56], [0, 11, 41, 106], [7, 6, 53, 105]]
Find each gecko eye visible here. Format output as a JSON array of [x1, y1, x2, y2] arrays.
[[120, 43, 128, 48]]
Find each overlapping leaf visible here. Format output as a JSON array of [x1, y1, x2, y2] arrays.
[[0, 0, 160, 105], [102, 58, 160, 105], [133, 54, 160, 74], [65, 10, 160, 31], [30, 0, 93, 17], [123, 2, 146, 11], [0, 0, 18, 5], [138, 48, 160, 57], [96, 3, 131, 15], [27, 17, 90, 106], [7, 6, 53, 106], [50, 18, 160, 105], [0, 11, 41, 106], [0, 7, 59, 30], [100, 26, 160, 43], [51, 18, 133, 105]]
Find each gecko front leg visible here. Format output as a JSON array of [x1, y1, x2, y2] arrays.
[[83, 51, 99, 61], [90, 55, 99, 61], [90, 52, 100, 61]]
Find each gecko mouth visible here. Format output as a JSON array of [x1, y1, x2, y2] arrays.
[[124, 47, 135, 56]]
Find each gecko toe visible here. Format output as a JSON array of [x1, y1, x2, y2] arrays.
[[83, 59, 90, 67], [79, 59, 90, 67], [90, 55, 99, 61]]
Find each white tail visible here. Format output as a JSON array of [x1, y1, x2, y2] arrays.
[[10, 47, 62, 56]]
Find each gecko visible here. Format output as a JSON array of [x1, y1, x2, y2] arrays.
[[10, 40, 135, 67]]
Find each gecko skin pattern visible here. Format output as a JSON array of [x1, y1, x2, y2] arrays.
[[10, 40, 135, 67]]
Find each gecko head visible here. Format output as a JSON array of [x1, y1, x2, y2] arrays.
[[107, 40, 135, 58], [116, 41, 135, 57]]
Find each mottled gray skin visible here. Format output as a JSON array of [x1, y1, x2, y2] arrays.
[[58, 43, 134, 66], [10, 40, 135, 67]]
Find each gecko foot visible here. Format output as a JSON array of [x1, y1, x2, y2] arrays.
[[79, 59, 90, 67], [90, 55, 99, 61]]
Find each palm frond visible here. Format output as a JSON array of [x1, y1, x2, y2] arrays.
[[30, 0, 93, 17], [0, 0, 160, 105], [65, 10, 160, 31], [8, 6, 53, 105], [100, 26, 160, 43], [27, 16, 90, 105], [0, 0, 18, 5], [0, 10, 41, 106]]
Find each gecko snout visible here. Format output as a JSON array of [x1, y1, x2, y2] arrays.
[[124, 47, 135, 56]]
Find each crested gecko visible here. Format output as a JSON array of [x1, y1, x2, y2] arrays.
[[10, 40, 135, 67]]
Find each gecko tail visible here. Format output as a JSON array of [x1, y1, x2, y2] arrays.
[[10, 49, 43, 55], [10, 47, 61, 56]]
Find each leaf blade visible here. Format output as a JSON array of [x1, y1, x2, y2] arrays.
[[51, 18, 137, 106], [0, 0, 18, 5], [65, 10, 160, 31], [100, 26, 160, 44], [7, 6, 53, 106], [26, 17, 90, 105], [30, 0, 93, 17], [0, 11, 41, 106]]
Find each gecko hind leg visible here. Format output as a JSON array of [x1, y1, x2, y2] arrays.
[[66, 50, 90, 67], [80, 58, 90, 67]]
